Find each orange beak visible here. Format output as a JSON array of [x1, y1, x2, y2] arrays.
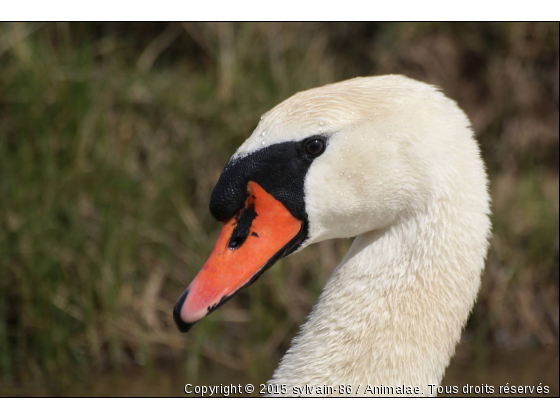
[[173, 181, 304, 332]]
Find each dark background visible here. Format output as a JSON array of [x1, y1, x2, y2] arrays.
[[0, 22, 558, 396]]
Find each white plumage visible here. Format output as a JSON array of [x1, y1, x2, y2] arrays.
[[238, 75, 491, 396]]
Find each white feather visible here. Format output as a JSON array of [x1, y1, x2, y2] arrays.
[[239, 75, 491, 396]]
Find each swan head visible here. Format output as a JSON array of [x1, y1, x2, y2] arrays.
[[174, 75, 489, 332]]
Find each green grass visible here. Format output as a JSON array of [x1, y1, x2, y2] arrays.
[[0, 22, 558, 391]]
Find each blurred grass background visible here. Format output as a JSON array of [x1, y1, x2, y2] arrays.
[[0, 22, 558, 396]]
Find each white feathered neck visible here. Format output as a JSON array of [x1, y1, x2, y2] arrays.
[[241, 76, 491, 396]]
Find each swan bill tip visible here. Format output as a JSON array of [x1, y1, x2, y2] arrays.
[[173, 290, 195, 333]]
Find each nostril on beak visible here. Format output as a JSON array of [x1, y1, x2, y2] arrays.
[[173, 289, 194, 333], [228, 202, 258, 250]]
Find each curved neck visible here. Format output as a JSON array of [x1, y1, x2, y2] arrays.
[[271, 199, 486, 395]]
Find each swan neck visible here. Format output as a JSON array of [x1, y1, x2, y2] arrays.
[[271, 205, 485, 395]]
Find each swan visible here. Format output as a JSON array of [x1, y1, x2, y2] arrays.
[[173, 75, 491, 396]]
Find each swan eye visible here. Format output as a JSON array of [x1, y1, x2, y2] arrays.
[[304, 138, 325, 157]]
